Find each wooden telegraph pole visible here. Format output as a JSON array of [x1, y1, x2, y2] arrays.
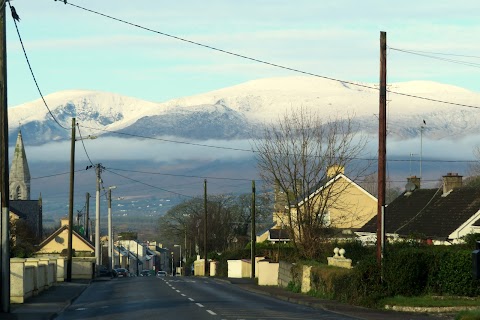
[[203, 179, 207, 276], [0, 0, 10, 313], [377, 31, 387, 266], [250, 180, 256, 279], [66, 118, 76, 282]]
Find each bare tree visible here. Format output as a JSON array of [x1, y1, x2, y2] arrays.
[[360, 173, 401, 204], [253, 107, 370, 258], [466, 146, 480, 187], [157, 193, 272, 256]]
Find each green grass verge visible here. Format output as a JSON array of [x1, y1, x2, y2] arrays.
[[456, 310, 480, 320], [381, 295, 480, 308]]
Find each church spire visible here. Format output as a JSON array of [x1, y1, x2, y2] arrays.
[[10, 130, 31, 200]]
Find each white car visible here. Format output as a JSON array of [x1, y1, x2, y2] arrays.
[[156, 271, 167, 277]]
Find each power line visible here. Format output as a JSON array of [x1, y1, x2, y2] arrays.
[[76, 123, 95, 166], [78, 124, 255, 153], [31, 169, 85, 180], [103, 168, 194, 199], [389, 47, 480, 69], [8, 2, 67, 129], [390, 47, 480, 59], [106, 167, 257, 182], [60, 1, 480, 110]]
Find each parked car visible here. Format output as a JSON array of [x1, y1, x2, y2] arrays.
[[156, 271, 167, 277], [99, 266, 111, 277], [140, 270, 151, 277], [115, 268, 128, 277]]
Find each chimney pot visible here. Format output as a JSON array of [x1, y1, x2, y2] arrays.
[[443, 173, 463, 195]]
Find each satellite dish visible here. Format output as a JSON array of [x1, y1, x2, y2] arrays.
[[405, 181, 416, 192]]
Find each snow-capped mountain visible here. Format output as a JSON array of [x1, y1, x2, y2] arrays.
[[8, 76, 480, 145]]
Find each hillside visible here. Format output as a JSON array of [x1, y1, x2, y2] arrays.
[[8, 76, 480, 145]]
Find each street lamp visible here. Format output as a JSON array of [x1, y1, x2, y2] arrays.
[[107, 186, 116, 272], [67, 118, 96, 282], [174, 244, 182, 275]]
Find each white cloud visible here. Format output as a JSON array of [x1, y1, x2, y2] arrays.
[[23, 137, 255, 163]]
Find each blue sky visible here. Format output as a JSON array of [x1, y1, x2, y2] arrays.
[[6, 1, 480, 107]]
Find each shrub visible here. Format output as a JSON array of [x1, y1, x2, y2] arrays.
[[383, 248, 431, 296], [333, 255, 385, 307]]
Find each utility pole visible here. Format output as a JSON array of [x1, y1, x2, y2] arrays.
[[203, 179, 207, 276], [0, 0, 10, 312], [107, 186, 116, 271], [377, 31, 387, 266], [66, 118, 76, 282], [108, 188, 112, 271], [251, 180, 256, 279], [95, 164, 102, 276], [85, 192, 90, 240]]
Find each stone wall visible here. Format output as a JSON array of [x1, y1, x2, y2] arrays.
[[278, 260, 295, 288]]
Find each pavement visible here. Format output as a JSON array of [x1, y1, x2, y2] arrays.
[[0, 279, 91, 320], [0, 276, 456, 320]]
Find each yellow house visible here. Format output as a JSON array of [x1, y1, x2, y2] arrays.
[[260, 166, 377, 242], [35, 217, 94, 257]]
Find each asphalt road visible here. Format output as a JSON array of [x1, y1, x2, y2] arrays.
[[55, 276, 361, 320]]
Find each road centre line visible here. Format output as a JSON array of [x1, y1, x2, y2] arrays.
[[206, 310, 216, 315], [176, 290, 180, 293], [196, 303, 204, 308], [188, 298, 195, 301], [181, 294, 186, 296]]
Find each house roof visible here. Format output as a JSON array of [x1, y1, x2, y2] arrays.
[[359, 187, 480, 239], [37, 225, 94, 251], [10, 200, 42, 238], [256, 223, 276, 237], [297, 173, 377, 207], [269, 228, 290, 241], [10, 200, 40, 219]]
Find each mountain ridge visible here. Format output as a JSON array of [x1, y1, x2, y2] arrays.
[[8, 76, 480, 145]]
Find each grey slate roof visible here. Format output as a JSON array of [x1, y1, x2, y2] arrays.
[[10, 200, 42, 239], [359, 187, 480, 239]]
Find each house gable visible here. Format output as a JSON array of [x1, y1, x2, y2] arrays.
[[295, 173, 378, 229], [36, 225, 94, 255]]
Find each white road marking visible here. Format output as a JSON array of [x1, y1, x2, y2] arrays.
[[171, 287, 176, 289], [188, 298, 195, 302], [206, 310, 216, 315], [181, 294, 186, 296], [75, 308, 87, 311], [176, 290, 180, 293], [196, 303, 204, 308]]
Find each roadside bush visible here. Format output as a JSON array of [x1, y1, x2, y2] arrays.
[[310, 265, 351, 299], [383, 248, 431, 296], [428, 249, 480, 297], [332, 255, 384, 307]]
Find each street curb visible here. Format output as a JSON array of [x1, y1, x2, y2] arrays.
[[52, 281, 91, 319], [385, 304, 480, 313]]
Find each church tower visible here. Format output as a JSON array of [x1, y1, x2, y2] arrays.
[[10, 130, 31, 200]]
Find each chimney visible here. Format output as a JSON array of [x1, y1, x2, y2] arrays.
[[327, 165, 345, 179], [407, 176, 421, 189], [443, 173, 462, 195], [60, 217, 69, 227]]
